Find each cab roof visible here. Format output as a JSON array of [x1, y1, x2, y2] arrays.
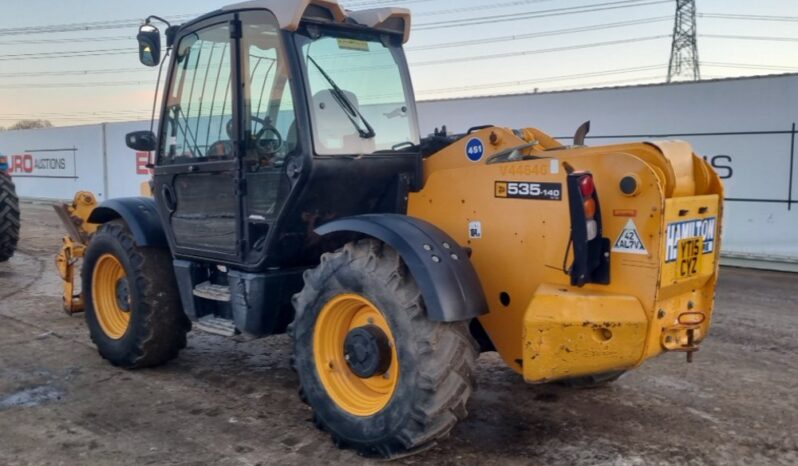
[[220, 0, 411, 43]]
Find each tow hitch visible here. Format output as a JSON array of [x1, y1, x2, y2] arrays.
[[662, 312, 706, 363]]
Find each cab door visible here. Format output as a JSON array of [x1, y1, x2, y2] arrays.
[[152, 14, 243, 261], [237, 10, 303, 264]]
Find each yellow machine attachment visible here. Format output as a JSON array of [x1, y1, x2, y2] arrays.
[[54, 191, 99, 315], [408, 126, 723, 383]]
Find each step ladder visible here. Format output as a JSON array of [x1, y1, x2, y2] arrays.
[[192, 281, 236, 336], [192, 281, 231, 302]]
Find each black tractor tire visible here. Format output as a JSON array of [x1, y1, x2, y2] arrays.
[[0, 172, 20, 263], [82, 221, 189, 369], [291, 239, 477, 458], [557, 370, 625, 389]]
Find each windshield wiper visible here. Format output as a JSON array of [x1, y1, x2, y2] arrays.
[[307, 55, 376, 139]]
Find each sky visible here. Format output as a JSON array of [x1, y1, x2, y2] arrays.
[[0, 0, 796, 127]]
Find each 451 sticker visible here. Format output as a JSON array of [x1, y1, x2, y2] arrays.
[[495, 181, 562, 201]]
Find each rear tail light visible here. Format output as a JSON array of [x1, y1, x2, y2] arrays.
[[579, 175, 595, 198], [581, 175, 598, 240], [586, 219, 598, 241], [583, 197, 597, 220], [566, 170, 610, 287]]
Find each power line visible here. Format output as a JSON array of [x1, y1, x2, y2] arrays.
[[1, 32, 668, 73], [698, 13, 798, 23], [414, 0, 672, 30], [413, 0, 560, 17], [0, 35, 133, 46], [701, 62, 798, 72], [0, 109, 151, 117], [316, 34, 667, 73], [342, 0, 434, 6], [0, 81, 148, 89], [409, 16, 672, 51], [0, 68, 149, 79], [0, 14, 197, 36], [0, 48, 132, 62], [0, 1, 670, 38], [700, 34, 798, 43], [411, 35, 669, 68], [0, 16, 674, 65]]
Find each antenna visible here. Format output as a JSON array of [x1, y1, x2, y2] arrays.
[[667, 0, 700, 83]]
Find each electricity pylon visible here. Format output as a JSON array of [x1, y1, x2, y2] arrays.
[[667, 0, 700, 82]]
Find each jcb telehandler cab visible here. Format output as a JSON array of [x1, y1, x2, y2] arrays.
[[55, 0, 724, 457]]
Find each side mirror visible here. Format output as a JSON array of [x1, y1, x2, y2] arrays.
[[137, 24, 161, 67], [126, 131, 157, 152]]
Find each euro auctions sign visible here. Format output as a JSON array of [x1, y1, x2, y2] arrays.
[[4, 149, 77, 179], [136, 151, 153, 175]]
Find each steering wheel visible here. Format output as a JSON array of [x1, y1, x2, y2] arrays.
[[225, 117, 283, 157]]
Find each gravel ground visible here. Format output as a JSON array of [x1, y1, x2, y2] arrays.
[[0, 202, 796, 466]]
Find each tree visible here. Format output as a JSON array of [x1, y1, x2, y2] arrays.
[[8, 119, 53, 130]]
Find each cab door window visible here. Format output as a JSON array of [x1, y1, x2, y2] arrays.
[[240, 12, 298, 254], [155, 21, 238, 255], [161, 24, 234, 165]]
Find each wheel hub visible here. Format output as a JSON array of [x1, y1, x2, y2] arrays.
[[344, 325, 392, 378], [115, 277, 131, 312]]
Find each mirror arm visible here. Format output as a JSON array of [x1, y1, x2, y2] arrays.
[[144, 15, 172, 28]]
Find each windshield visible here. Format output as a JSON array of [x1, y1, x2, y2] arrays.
[[296, 28, 420, 155]]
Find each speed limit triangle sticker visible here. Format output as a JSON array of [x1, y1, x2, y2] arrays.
[[612, 219, 648, 255]]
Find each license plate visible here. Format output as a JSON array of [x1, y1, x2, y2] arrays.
[[676, 237, 703, 279]]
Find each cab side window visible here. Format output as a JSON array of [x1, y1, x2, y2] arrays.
[[160, 24, 234, 165]]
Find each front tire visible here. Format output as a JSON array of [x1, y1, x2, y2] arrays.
[[291, 240, 477, 458], [82, 221, 189, 368], [0, 172, 20, 263]]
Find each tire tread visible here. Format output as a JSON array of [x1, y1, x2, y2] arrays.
[[85, 222, 188, 368], [0, 173, 20, 263]]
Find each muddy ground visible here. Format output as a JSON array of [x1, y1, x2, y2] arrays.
[[0, 202, 796, 465]]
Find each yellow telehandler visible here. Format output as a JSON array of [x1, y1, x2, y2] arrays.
[[55, 0, 723, 457]]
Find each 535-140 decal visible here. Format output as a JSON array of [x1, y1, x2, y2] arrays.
[[495, 181, 562, 201]]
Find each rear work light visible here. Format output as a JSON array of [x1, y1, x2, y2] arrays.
[[565, 169, 610, 287]]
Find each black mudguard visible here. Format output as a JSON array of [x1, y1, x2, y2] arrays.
[[316, 214, 488, 322], [87, 197, 167, 248]]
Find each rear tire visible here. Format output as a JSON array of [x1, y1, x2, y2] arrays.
[[557, 370, 625, 389], [291, 240, 477, 458], [82, 221, 189, 368], [0, 172, 20, 263]]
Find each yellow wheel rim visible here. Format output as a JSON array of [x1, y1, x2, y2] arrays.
[[91, 254, 131, 340], [313, 294, 399, 417]]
